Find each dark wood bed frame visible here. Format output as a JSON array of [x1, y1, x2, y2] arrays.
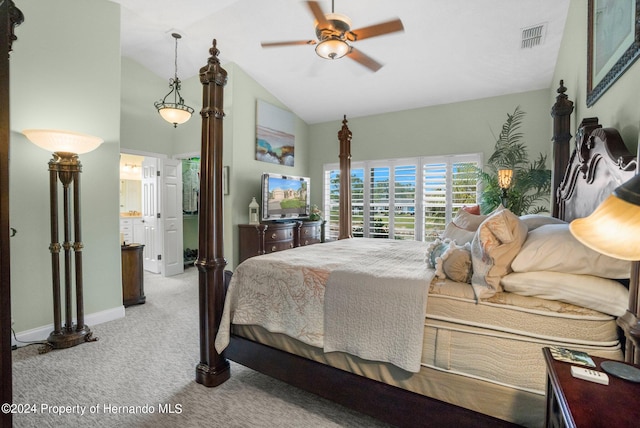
[[1, 3, 24, 427], [192, 39, 640, 427]]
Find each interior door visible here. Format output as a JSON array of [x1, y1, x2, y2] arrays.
[[142, 157, 161, 273], [161, 158, 184, 277]]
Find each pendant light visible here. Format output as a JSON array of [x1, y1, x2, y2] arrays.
[[154, 33, 194, 127]]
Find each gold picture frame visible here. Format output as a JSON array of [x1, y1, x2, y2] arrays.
[[587, 0, 640, 106]]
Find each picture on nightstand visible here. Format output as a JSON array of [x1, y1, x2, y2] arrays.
[[549, 346, 596, 367]]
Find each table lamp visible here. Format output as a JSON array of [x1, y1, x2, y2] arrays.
[[570, 173, 640, 378]]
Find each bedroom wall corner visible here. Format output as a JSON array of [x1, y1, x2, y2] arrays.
[[120, 57, 176, 155], [225, 63, 311, 269], [551, 0, 640, 155], [8, 0, 123, 333]]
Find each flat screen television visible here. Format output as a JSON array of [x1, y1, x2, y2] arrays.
[[261, 173, 310, 221]]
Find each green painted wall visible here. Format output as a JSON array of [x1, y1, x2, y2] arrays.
[[9, 0, 122, 332], [224, 63, 310, 268], [120, 57, 174, 155], [551, 0, 640, 154], [307, 89, 553, 206]]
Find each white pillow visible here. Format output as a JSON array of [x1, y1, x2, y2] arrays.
[[442, 221, 476, 245], [519, 214, 567, 231], [501, 271, 628, 317], [451, 208, 489, 231], [511, 224, 630, 279]]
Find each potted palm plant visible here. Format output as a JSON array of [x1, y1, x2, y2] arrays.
[[479, 106, 551, 215]]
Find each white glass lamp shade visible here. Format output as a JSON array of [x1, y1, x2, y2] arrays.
[[157, 105, 193, 126], [315, 38, 350, 60], [22, 129, 103, 154], [570, 174, 640, 261], [497, 169, 513, 189]]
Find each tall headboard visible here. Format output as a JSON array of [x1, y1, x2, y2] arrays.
[[556, 117, 637, 222], [556, 116, 640, 364]]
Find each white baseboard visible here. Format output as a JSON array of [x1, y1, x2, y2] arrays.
[[11, 305, 125, 348]]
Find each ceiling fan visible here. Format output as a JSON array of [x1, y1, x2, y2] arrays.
[[261, 1, 404, 72]]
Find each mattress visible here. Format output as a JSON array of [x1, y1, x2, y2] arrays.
[[230, 277, 622, 427], [424, 278, 622, 393]]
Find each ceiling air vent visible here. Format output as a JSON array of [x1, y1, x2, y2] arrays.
[[521, 23, 546, 49]]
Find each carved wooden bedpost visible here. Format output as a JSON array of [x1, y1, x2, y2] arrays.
[[195, 40, 230, 387], [550, 80, 574, 217], [338, 115, 352, 239], [1, 2, 23, 425]]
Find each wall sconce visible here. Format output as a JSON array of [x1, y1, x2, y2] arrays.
[[22, 129, 103, 350], [497, 169, 513, 207], [570, 173, 640, 372]]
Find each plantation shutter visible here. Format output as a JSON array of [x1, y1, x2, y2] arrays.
[[323, 153, 481, 242], [423, 162, 447, 240]]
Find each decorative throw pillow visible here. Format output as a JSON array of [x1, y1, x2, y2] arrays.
[[511, 224, 630, 279], [501, 271, 628, 317], [519, 214, 567, 231], [451, 208, 490, 232], [442, 244, 472, 283], [426, 239, 472, 283], [442, 221, 476, 245], [426, 239, 450, 279], [462, 205, 481, 215], [470, 208, 528, 299]]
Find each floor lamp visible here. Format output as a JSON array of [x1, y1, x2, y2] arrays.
[[22, 129, 103, 350]]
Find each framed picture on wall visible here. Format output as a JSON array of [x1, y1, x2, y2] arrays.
[[256, 100, 295, 166], [587, 0, 640, 106]]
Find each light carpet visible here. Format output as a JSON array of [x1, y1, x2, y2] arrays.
[[11, 266, 389, 428]]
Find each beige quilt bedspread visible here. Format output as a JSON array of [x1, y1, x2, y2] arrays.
[[215, 238, 434, 372]]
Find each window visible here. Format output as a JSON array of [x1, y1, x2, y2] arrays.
[[323, 154, 482, 241]]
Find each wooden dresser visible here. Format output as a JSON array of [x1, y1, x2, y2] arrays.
[[238, 220, 324, 263], [121, 243, 145, 306]]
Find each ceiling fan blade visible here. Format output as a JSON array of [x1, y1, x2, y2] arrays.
[[306, 1, 330, 28], [261, 40, 317, 48], [349, 19, 404, 41], [347, 47, 383, 72]]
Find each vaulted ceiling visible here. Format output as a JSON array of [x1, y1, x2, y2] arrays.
[[112, 0, 570, 124]]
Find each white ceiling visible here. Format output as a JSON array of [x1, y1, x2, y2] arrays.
[[112, 0, 570, 124]]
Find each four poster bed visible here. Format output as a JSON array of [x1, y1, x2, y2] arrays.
[[195, 41, 640, 428]]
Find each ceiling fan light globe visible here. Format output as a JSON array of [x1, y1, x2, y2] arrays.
[[315, 38, 350, 60]]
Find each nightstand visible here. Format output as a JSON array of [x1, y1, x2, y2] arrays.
[[542, 347, 640, 427]]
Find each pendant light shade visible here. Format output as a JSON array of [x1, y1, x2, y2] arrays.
[[155, 33, 194, 128]]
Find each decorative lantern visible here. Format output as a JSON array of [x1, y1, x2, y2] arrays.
[[249, 197, 260, 224]]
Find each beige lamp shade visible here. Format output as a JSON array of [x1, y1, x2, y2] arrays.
[[22, 129, 103, 154], [497, 169, 513, 189], [158, 105, 193, 126], [570, 179, 640, 261]]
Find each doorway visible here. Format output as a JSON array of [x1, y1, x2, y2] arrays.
[[119, 152, 184, 277]]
